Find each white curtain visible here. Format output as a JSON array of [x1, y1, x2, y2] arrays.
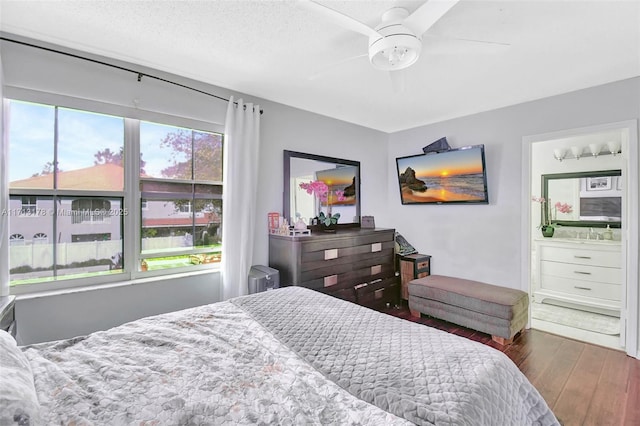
[[0, 50, 9, 297], [221, 96, 261, 300]]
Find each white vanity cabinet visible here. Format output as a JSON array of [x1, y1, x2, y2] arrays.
[[534, 239, 621, 313]]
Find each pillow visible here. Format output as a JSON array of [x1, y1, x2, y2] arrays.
[[0, 330, 42, 426]]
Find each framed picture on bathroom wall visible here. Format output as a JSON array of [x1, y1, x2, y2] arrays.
[[586, 176, 612, 191]]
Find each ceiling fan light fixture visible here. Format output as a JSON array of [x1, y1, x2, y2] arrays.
[[369, 34, 422, 71]]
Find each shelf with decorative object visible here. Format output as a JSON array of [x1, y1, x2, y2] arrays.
[[534, 239, 621, 314], [269, 228, 398, 310]]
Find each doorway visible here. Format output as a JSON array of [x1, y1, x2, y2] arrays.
[[522, 120, 638, 357]]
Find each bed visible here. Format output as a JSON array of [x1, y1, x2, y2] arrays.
[[1, 286, 559, 425]]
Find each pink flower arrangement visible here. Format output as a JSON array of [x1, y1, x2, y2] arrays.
[[300, 180, 346, 224], [532, 196, 573, 228], [299, 180, 346, 205], [554, 202, 573, 214]]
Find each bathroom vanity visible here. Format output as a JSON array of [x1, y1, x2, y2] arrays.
[[534, 238, 622, 314]]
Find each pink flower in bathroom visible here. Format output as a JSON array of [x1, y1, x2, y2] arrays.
[[554, 202, 573, 214]]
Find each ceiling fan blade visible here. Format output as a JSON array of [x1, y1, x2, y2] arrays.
[[299, 0, 380, 39], [389, 69, 407, 93], [422, 33, 510, 54], [308, 53, 368, 80], [403, 0, 460, 36]]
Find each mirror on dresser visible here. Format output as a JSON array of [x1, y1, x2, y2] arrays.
[[283, 150, 361, 227], [542, 169, 622, 229]]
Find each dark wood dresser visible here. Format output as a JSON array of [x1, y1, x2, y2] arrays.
[[269, 228, 398, 310]]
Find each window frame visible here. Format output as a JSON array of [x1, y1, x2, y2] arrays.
[[6, 95, 225, 295]]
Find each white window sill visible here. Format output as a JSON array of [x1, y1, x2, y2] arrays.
[[15, 268, 220, 301]]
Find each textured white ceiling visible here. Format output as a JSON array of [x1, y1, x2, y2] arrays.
[[1, 0, 639, 133]]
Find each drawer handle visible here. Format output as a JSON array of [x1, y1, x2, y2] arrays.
[[324, 275, 338, 287], [574, 255, 592, 259], [324, 249, 338, 260], [573, 271, 592, 275], [574, 286, 592, 291]]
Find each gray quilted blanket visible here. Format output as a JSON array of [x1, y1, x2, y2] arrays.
[[3, 286, 559, 425], [9, 295, 408, 425], [231, 287, 560, 426]]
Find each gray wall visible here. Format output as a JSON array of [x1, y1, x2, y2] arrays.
[[1, 36, 388, 344], [387, 77, 639, 287]]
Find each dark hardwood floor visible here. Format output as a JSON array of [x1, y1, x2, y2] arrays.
[[382, 305, 640, 426]]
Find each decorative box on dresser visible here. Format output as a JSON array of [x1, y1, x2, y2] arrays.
[[269, 228, 398, 310], [534, 239, 621, 314]]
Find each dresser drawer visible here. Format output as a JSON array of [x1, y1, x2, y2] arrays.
[[539, 274, 621, 301], [355, 277, 399, 309], [300, 241, 395, 271], [301, 232, 394, 253], [540, 260, 621, 285], [539, 245, 621, 268], [301, 251, 394, 282], [302, 261, 395, 290]]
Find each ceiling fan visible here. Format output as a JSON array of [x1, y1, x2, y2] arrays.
[[300, 0, 467, 91]]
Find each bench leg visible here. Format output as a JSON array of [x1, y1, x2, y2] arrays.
[[492, 328, 523, 346], [410, 308, 421, 318], [491, 335, 513, 345]]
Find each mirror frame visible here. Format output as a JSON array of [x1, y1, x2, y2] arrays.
[[542, 169, 622, 228], [283, 150, 361, 228]]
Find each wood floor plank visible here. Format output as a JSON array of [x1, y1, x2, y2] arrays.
[[624, 356, 640, 425], [552, 344, 605, 425], [583, 349, 630, 426], [516, 330, 565, 382]]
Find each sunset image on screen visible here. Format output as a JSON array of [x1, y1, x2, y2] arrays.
[[396, 146, 488, 204]]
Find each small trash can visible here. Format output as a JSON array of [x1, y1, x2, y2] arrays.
[[248, 265, 280, 294]]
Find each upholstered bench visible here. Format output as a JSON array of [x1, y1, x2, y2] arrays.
[[408, 275, 529, 345]]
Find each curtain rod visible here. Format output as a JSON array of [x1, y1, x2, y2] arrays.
[[0, 36, 263, 115]]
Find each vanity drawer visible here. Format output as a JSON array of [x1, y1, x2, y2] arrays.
[[540, 260, 621, 285], [539, 245, 621, 268], [539, 275, 621, 301]]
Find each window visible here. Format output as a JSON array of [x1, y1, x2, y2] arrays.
[[9, 234, 24, 246], [70, 198, 112, 224], [139, 122, 223, 271], [33, 233, 48, 244], [8, 101, 124, 286], [7, 99, 223, 292], [20, 196, 37, 215]]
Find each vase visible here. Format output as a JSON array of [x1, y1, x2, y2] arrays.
[[541, 225, 554, 238], [321, 222, 337, 233]]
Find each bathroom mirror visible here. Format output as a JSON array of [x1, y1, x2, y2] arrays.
[[542, 169, 622, 228], [283, 150, 361, 227]]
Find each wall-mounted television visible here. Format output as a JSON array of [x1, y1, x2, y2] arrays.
[[395, 144, 489, 205]]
